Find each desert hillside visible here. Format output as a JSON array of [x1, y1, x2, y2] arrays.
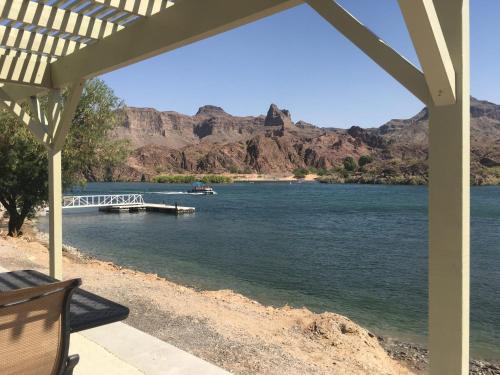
[[105, 98, 500, 184]]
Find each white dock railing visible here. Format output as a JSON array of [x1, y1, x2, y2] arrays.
[[62, 194, 145, 209]]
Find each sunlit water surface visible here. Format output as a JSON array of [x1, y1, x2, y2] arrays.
[[38, 182, 500, 359]]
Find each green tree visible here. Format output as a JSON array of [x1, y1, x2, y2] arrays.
[[0, 112, 47, 236], [343, 156, 357, 172], [63, 79, 129, 183], [0, 79, 129, 236]]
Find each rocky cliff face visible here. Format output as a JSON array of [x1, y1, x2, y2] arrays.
[[265, 103, 293, 128], [108, 103, 369, 179], [105, 99, 500, 184], [342, 98, 500, 184], [366, 97, 500, 166]]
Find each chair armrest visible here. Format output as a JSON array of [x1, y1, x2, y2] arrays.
[[63, 354, 80, 375]]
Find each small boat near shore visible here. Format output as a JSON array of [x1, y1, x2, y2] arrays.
[[188, 182, 217, 195]]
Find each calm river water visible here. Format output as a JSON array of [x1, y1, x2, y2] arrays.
[[38, 182, 500, 359]]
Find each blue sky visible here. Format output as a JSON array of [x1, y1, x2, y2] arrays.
[[101, 1, 500, 128]]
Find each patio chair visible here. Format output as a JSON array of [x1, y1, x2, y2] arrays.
[[0, 278, 81, 375]]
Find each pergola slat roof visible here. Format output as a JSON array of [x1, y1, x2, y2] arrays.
[[46, 0, 171, 18], [0, 1, 472, 374], [1, 0, 124, 39], [0, 24, 84, 57], [0, 0, 173, 60], [0, 0, 302, 92], [0, 0, 175, 89], [0, 0, 455, 107]]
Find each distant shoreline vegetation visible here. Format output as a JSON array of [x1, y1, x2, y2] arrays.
[[293, 156, 428, 186], [145, 152, 500, 186], [153, 175, 233, 184], [310, 173, 497, 186], [315, 174, 428, 185], [291, 156, 500, 185]]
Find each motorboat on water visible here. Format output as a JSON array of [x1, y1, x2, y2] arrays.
[[188, 182, 217, 195]]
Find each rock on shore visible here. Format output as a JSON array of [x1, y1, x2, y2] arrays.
[[382, 339, 500, 375]]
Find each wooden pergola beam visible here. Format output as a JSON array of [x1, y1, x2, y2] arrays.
[[48, 0, 302, 88], [398, 0, 456, 106], [0, 48, 22, 57], [0, 0, 301, 90], [0, 87, 50, 146], [52, 80, 85, 151], [0, 83, 45, 101], [306, 0, 431, 105]]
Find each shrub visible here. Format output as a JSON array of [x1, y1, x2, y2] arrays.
[[382, 167, 398, 177], [317, 168, 328, 176], [228, 166, 239, 174], [154, 174, 232, 184], [343, 156, 357, 172], [293, 168, 308, 179], [316, 174, 345, 184], [488, 166, 500, 178], [200, 175, 232, 184], [358, 155, 374, 167], [153, 175, 197, 183], [242, 167, 253, 174], [308, 167, 319, 174]]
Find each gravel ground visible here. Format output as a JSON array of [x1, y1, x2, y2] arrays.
[[381, 338, 500, 375]]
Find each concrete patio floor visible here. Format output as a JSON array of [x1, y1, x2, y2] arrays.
[[73, 322, 231, 375], [0, 265, 230, 375], [71, 332, 144, 375]]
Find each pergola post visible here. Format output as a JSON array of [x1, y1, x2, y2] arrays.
[[428, 1, 470, 374], [308, 0, 470, 371], [45, 82, 85, 279], [1, 81, 84, 279], [48, 146, 63, 279]]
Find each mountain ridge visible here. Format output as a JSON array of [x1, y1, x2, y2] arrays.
[[105, 99, 500, 185]]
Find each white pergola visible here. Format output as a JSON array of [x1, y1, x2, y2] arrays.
[[0, 0, 470, 373]]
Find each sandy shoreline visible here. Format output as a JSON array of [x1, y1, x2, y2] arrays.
[[1, 218, 498, 374], [0, 218, 414, 375], [221, 173, 319, 182]]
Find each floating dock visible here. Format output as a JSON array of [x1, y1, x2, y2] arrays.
[[99, 203, 195, 215]]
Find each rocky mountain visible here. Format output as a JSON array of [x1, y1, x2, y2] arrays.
[[107, 98, 500, 184]]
